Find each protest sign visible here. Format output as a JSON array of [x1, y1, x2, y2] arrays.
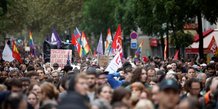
[[50, 49, 72, 68]]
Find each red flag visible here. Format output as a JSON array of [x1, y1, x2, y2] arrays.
[[112, 24, 122, 49], [111, 24, 123, 57], [173, 50, 179, 60], [208, 36, 217, 54], [12, 41, 22, 63]]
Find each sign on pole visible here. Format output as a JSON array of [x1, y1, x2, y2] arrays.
[[131, 39, 137, 49], [50, 49, 72, 68], [130, 31, 138, 39]]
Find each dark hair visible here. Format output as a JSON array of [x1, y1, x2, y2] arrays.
[[185, 78, 202, 92], [131, 67, 143, 83], [3, 93, 26, 109], [25, 71, 39, 78], [96, 85, 111, 96], [27, 65, 35, 72], [4, 78, 22, 91], [20, 77, 30, 83], [111, 87, 131, 105]]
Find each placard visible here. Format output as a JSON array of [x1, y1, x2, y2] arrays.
[[50, 49, 72, 68]]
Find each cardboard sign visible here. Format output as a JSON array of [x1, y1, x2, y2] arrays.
[[98, 55, 109, 67], [50, 49, 72, 68]]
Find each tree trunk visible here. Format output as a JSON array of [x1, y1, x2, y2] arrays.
[[197, 12, 204, 59], [160, 34, 165, 59]]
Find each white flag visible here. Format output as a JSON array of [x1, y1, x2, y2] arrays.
[[2, 43, 14, 62], [105, 53, 122, 74]]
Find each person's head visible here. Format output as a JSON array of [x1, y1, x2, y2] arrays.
[[176, 97, 200, 109], [36, 67, 45, 81], [9, 70, 19, 78], [147, 68, 157, 82], [210, 77, 218, 94], [122, 62, 133, 82], [111, 87, 131, 106], [185, 78, 202, 97], [112, 102, 129, 109], [140, 88, 152, 100], [151, 85, 159, 105], [40, 82, 59, 102], [19, 64, 27, 72], [86, 67, 97, 89], [130, 82, 145, 95], [197, 73, 207, 87], [20, 77, 30, 93], [131, 67, 146, 83], [135, 99, 154, 109], [26, 71, 39, 84], [53, 63, 59, 70], [206, 63, 215, 77], [96, 71, 108, 86], [158, 79, 180, 109], [51, 71, 59, 82], [3, 93, 27, 109], [68, 73, 88, 96], [187, 67, 196, 79], [27, 92, 38, 107], [5, 78, 22, 93], [97, 85, 113, 102], [171, 62, 177, 71]]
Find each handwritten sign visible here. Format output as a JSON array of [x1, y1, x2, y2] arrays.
[[50, 49, 72, 68]]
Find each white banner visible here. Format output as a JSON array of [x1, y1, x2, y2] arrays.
[[105, 53, 122, 74], [2, 44, 14, 62]]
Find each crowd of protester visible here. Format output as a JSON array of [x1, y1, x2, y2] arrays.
[[1, 51, 218, 109]]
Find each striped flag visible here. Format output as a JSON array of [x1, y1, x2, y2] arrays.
[[80, 32, 90, 57], [29, 32, 35, 56], [72, 27, 82, 57], [134, 40, 144, 59], [12, 40, 22, 63], [105, 28, 113, 55]]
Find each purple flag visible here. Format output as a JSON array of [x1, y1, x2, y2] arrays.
[[51, 28, 62, 48], [97, 33, 103, 55]]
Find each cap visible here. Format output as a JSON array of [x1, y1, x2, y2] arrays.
[[86, 67, 97, 76], [159, 79, 180, 91]]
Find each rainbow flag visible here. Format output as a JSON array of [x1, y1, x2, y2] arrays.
[[29, 32, 35, 56], [79, 32, 90, 57], [105, 28, 113, 55], [134, 40, 144, 59]]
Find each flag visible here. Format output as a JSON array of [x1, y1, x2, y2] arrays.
[[173, 50, 179, 60], [105, 53, 122, 74], [72, 28, 83, 57], [12, 41, 22, 63], [208, 36, 217, 54], [2, 43, 14, 62], [111, 24, 123, 57], [164, 39, 167, 60], [29, 32, 35, 56], [134, 40, 144, 58], [97, 33, 103, 55], [105, 28, 113, 55], [51, 28, 62, 48], [80, 32, 90, 56]]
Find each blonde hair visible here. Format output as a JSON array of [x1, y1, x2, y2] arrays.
[[135, 99, 154, 109]]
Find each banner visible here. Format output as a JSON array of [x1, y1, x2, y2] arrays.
[[50, 49, 72, 68], [105, 53, 122, 74]]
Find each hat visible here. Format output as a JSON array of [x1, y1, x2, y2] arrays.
[[86, 67, 97, 76], [159, 79, 180, 91]]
